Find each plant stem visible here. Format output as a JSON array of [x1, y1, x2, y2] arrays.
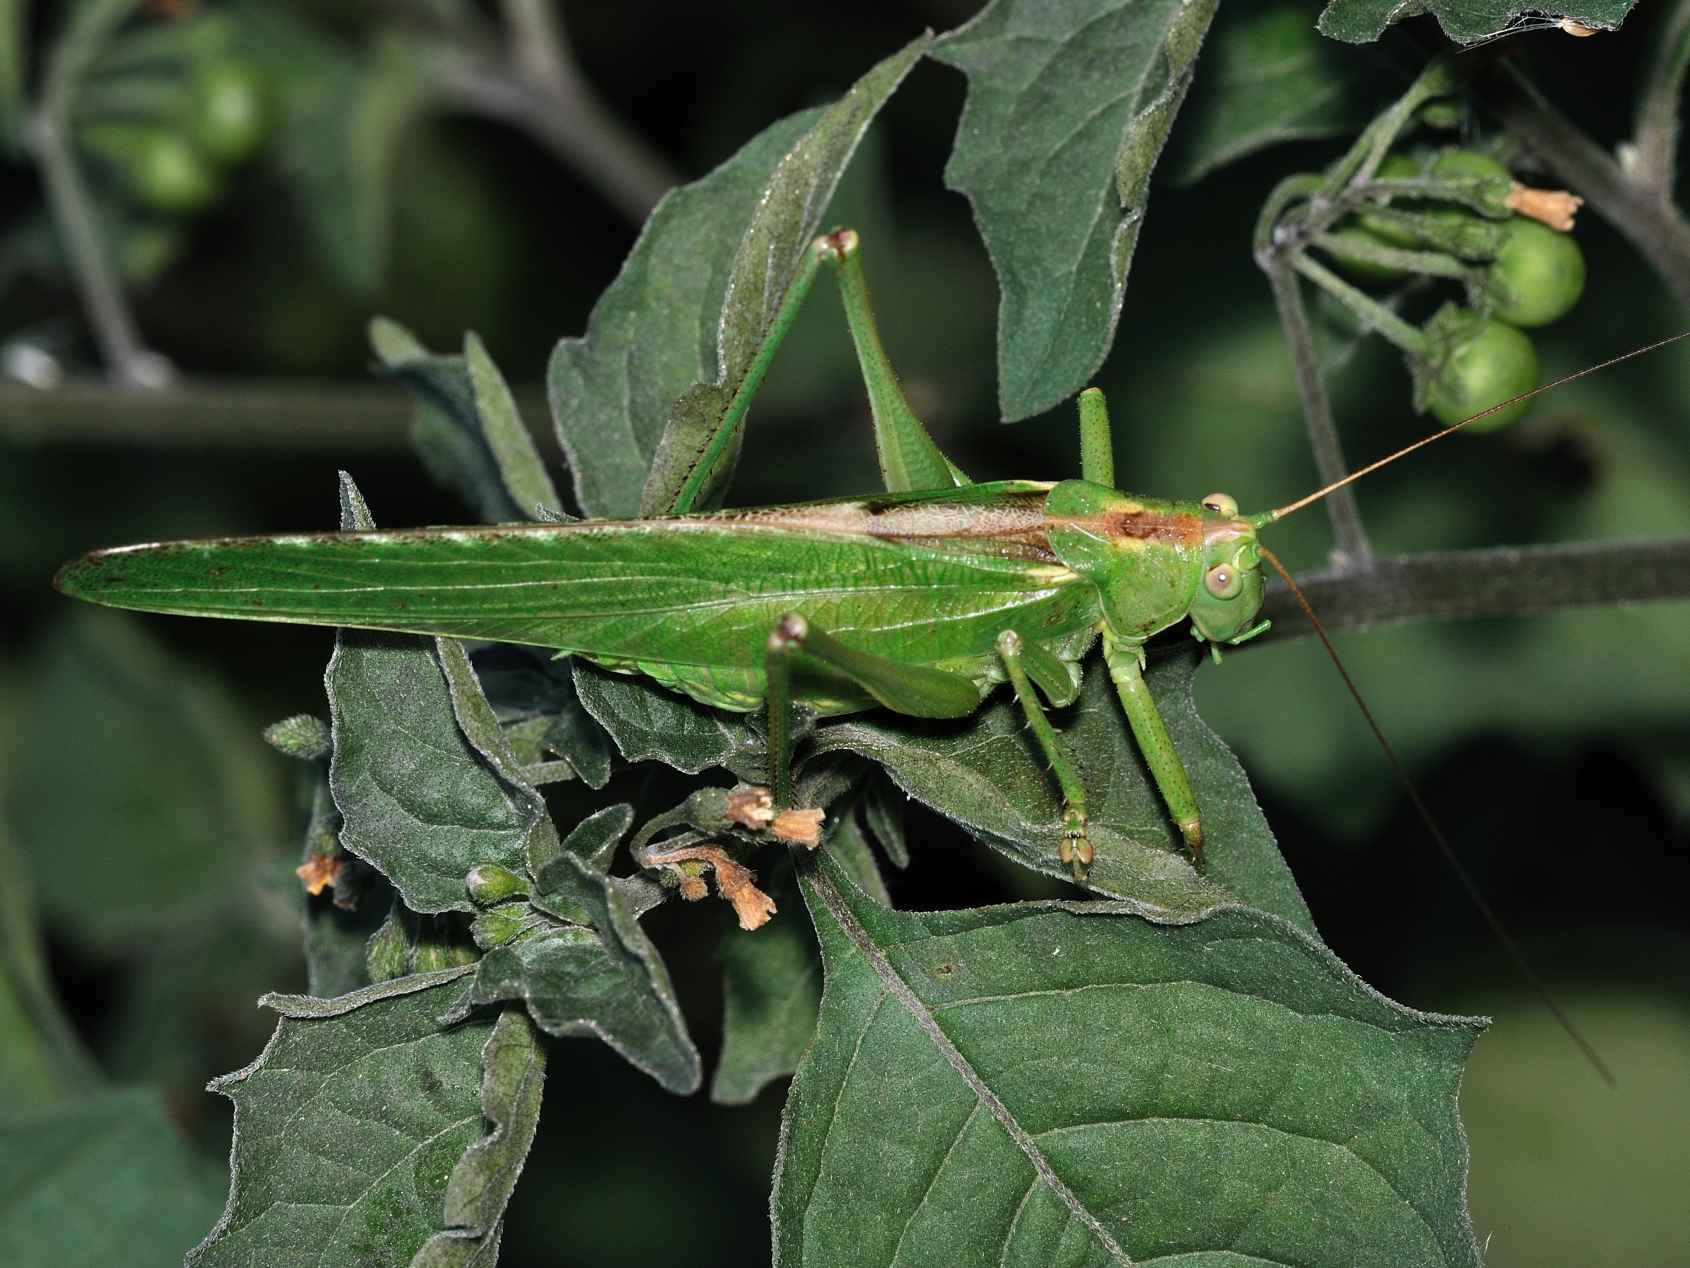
[[1634, 0, 1690, 197], [1256, 538, 1690, 641], [1263, 258, 1374, 570], [1311, 232, 1472, 281], [436, 3, 679, 224], [1292, 254, 1427, 354], [1487, 62, 1690, 310], [26, 113, 164, 387]]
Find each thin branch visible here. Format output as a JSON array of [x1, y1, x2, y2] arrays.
[[1255, 538, 1690, 642], [26, 114, 165, 387], [1487, 62, 1690, 310], [1262, 257, 1375, 570], [0, 379, 550, 450], [434, 6, 679, 224], [1633, 0, 1690, 196]]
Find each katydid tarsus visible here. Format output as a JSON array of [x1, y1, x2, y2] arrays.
[[51, 229, 1684, 922]]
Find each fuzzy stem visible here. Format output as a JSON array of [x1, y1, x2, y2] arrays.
[[1263, 258, 1374, 569], [1292, 254, 1428, 355]]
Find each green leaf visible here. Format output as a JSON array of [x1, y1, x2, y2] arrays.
[[327, 476, 543, 913], [934, 0, 1219, 421], [413, 1009, 546, 1265], [638, 33, 933, 516], [370, 318, 559, 524], [0, 1088, 224, 1268], [187, 968, 531, 1268], [6, 608, 284, 953], [711, 853, 821, 1106], [773, 849, 1483, 1266], [814, 645, 1314, 931], [470, 646, 615, 789], [572, 658, 765, 780], [446, 854, 700, 1094], [0, 822, 100, 1105], [465, 332, 564, 517], [1170, 1, 1382, 184], [1318, 0, 1638, 43], [547, 109, 819, 518], [248, 16, 434, 291]]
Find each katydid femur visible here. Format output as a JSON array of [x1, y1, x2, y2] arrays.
[[51, 231, 1688, 898]]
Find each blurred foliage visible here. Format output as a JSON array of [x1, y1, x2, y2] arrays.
[[2, 1, 1688, 1266]]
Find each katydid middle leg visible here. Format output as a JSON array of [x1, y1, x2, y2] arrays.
[[995, 629, 1092, 881]]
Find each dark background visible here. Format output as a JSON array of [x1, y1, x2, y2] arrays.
[[3, 2, 1688, 1264]]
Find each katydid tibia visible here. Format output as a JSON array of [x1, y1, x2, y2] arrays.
[[48, 230, 1683, 894]]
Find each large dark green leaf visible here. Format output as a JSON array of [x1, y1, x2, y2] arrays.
[[772, 849, 1483, 1266], [1317, 0, 1638, 43], [934, 0, 1219, 421], [813, 646, 1314, 932], [547, 111, 819, 518], [1171, 1, 1382, 183], [0, 1088, 224, 1268], [187, 969, 538, 1268], [327, 477, 543, 913], [639, 33, 933, 515]]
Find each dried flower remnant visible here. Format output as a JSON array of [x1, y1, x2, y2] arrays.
[[1506, 184, 1584, 232], [295, 851, 345, 896], [640, 842, 779, 931]]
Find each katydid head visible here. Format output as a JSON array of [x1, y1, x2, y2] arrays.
[[1188, 492, 1270, 647]]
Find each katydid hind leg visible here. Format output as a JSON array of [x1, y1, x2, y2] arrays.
[[763, 611, 980, 811], [1076, 387, 1115, 488], [996, 629, 1092, 882], [817, 229, 970, 493], [1102, 634, 1203, 859]]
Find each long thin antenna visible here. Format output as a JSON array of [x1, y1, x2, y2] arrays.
[[1260, 331, 1690, 525], [1257, 543, 1616, 1087]]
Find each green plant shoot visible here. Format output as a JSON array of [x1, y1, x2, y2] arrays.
[[47, 229, 1625, 883]]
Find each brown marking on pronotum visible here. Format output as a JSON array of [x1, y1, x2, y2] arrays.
[[1100, 508, 1204, 546]]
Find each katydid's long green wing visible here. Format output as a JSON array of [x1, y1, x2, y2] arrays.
[[55, 483, 1098, 706]]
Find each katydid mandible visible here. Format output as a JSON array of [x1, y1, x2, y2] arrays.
[[48, 228, 1657, 883]]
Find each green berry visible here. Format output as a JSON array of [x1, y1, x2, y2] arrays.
[[1425, 311, 1539, 432], [190, 58, 268, 166], [1486, 218, 1585, 327]]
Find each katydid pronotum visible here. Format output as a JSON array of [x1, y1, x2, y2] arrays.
[[52, 229, 1683, 906]]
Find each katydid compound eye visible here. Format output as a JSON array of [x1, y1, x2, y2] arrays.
[[1204, 563, 1242, 599], [1201, 492, 1238, 517]]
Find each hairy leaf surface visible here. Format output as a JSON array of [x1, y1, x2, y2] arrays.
[[445, 851, 700, 1095], [187, 969, 535, 1267], [935, 0, 1218, 421], [548, 112, 818, 518], [1317, 0, 1638, 43], [814, 646, 1313, 931], [640, 33, 932, 514], [772, 850, 1483, 1267], [327, 477, 542, 912]]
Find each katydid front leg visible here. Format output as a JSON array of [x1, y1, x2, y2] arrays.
[[1102, 632, 1204, 859]]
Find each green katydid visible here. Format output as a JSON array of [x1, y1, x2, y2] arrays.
[[48, 228, 1681, 896]]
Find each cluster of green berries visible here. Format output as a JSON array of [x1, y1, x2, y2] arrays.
[[1322, 148, 1586, 432], [77, 37, 269, 219]]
